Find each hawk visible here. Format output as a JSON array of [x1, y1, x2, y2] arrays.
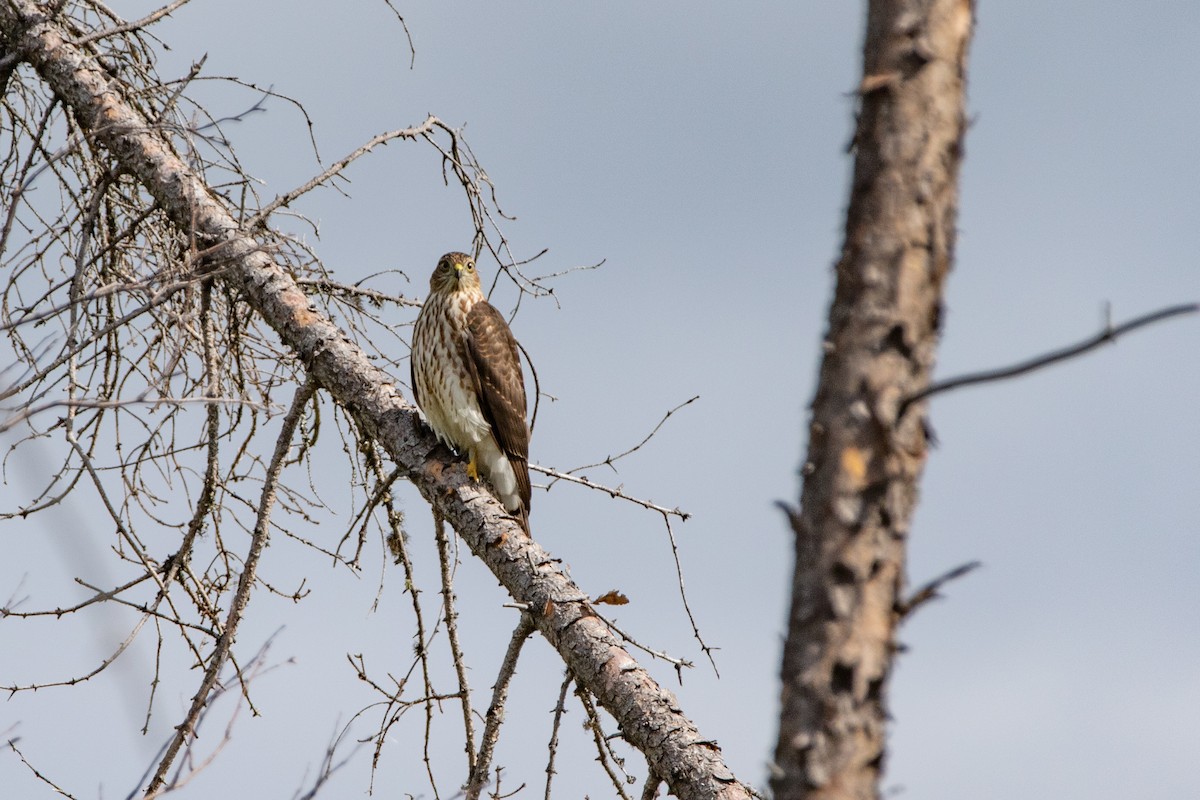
[[410, 252, 532, 531]]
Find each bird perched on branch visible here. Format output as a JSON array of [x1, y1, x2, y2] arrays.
[[411, 252, 532, 531]]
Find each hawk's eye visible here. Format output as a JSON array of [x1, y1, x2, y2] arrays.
[[465, 261, 475, 272]]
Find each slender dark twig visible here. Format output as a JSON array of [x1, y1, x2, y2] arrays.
[[291, 720, 365, 800], [8, 738, 80, 799], [566, 395, 699, 476], [661, 513, 719, 677], [896, 561, 982, 619], [531, 464, 690, 520], [594, 612, 693, 670], [247, 117, 443, 227], [901, 302, 1199, 416], [381, 0, 417, 69], [74, 0, 192, 45], [517, 337, 543, 434]]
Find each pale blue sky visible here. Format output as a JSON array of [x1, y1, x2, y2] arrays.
[[2, 3, 1198, 798]]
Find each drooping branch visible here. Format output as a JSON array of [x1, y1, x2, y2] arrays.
[[0, 5, 750, 798]]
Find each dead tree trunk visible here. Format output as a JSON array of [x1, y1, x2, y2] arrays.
[[772, 2, 975, 798]]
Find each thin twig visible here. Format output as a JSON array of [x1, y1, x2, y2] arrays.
[[531, 464, 690, 521], [1, 571, 152, 618], [72, 579, 216, 638], [347, 435, 439, 796], [434, 509, 478, 779], [896, 560, 982, 619], [567, 395, 699, 476], [139, 279, 224, 732], [467, 613, 537, 800], [594, 612, 694, 671], [0, 393, 273, 435], [0, 615, 151, 693], [381, 0, 417, 69], [7, 738, 80, 799], [543, 672, 573, 800], [73, 0, 192, 46], [294, 277, 422, 309], [901, 302, 1199, 415], [136, 636, 283, 798], [530, 257, 605, 284], [291, 720, 365, 800], [577, 687, 633, 800], [661, 513, 720, 677], [62, 429, 169, 599], [343, 431, 441, 796], [248, 116, 442, 227], [152, 278, 223, 605], [1, 274, 168, 333], [0, 260, 239, 405], [516, 337, 543, 435]]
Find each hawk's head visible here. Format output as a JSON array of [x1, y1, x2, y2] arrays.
[[429, 251, 481, 294]]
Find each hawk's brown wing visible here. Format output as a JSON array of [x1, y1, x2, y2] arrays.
[[464, 301, 531, 513]]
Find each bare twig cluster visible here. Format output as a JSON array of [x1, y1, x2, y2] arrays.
[[0, 4, 507, 794], [0, 3, 742, 799]]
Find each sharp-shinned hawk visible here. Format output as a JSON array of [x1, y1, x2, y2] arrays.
[[411, 252, 531, 531]]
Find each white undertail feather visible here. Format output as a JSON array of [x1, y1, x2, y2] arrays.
[[475, 437, 521, 513]]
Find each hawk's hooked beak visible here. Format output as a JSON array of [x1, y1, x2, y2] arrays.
[[447, 262, 468, 289]]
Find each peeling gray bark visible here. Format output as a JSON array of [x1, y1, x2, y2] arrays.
[[771, 1, 975, 798], [0, 4, 751, 798]]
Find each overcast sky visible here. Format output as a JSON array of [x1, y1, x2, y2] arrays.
[[3, 3, 1198, 799]]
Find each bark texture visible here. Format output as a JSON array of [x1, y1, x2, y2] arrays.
[[772, 1, 975, 798], [0, 4, 750, 799]]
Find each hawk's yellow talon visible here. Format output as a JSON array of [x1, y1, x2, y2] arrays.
[[467, 455, 479, 481]]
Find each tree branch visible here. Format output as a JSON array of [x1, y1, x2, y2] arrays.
[[895, 560, 981, 620], [467, 613, 536, 800], [0, 5, 750, 798], [247, 117, 444, 228], [434, 509, 478, 779], [901, 302, 1199, 415]]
